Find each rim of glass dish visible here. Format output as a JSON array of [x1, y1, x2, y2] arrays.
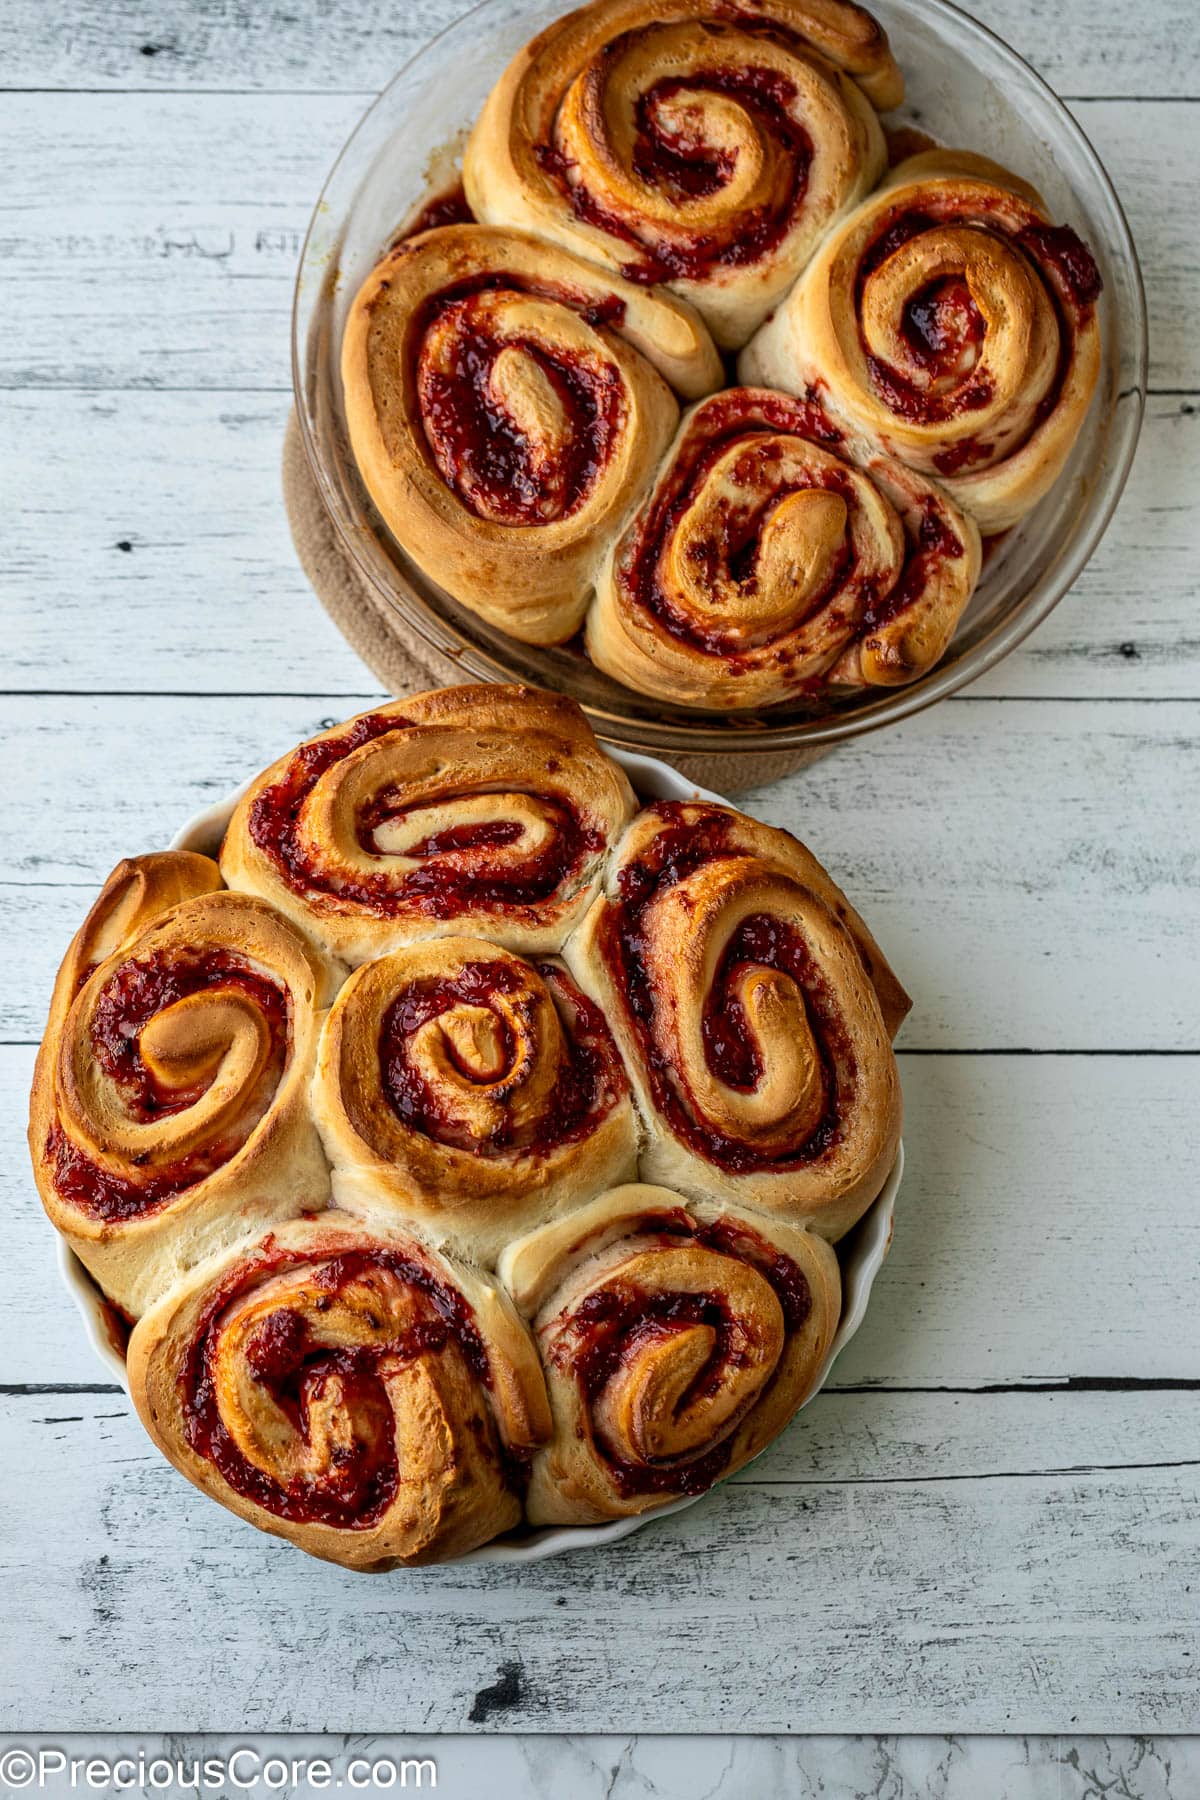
[[292, 0, 1148, 759]]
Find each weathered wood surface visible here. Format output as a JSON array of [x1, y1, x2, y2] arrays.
[[2, 0, 1197, 1750], [5, 0, 1198, 96], [3, 1386, 1197, 1733]]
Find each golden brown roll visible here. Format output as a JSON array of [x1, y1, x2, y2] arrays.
[[29, 888, 341, 1317], [312, 937, 638, 1262], [564, 801, 905, 1239], [740, 150, 1104, 534], [341, 222, 720, 643], [464, 0, 902, 349], [35, 851, 224, 1049], [220, 685, 637, 967], [498, 1183, 840, 1523], [588, 385, 981, 709], [128, 1216, 551, 1569]]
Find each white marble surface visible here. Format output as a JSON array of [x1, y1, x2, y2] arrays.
[[1, 1734, 1198, 1797], [2, 0, 1198, 1776]]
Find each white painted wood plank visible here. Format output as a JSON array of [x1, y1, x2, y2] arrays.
[[0, 93, 361, 391], [8, 1045, 1199, 1386], [2, 0, 1195, 97], [2, 695, 1194, 1050], [2, 392, 1193, 699], [0, 95, 1190, 390], [2, 1390, 1195, 1732]]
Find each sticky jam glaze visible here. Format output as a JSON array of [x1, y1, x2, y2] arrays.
[[619, 388, 850, 657], [537, 53, 812, 284], [560, 1211, 812, 1496], [180, 1243, 500, 1530], [378, 958, 628, 1154], [858, 218, 992, 423], [417, 300, 626, 525], [401, 181, 475, 241], [854, 199, 1102, 446], [857, 498, 965, 637], [599, 802, 854, 1172], [246, 711, 604, 920], [1015, 221, 1103, 313], [50, 951, 290, 1224]]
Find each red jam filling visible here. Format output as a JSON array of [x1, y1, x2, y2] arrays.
[[858, 498, 964, 636], [538, 54, 812, 284], [181, 1244, 500, 1529], [864, 354, 991, 426], [601, 803, 854, 1171], [89, 950, 287, 1119], [400, 181, 475, 240], [901, 276, 985, 371], [621, 389, 852, 658], [417, 298, 626, 524], [379, 958, 626, 1154], [1016, 221, 1103, 314], [857, 208, 993, 423], [246, 711, 603, 919], [702, 911, 834, 1096], [856, 201, 1101, 438], [50, 951, 289, 1224], [563, 1214, 812, 1496]]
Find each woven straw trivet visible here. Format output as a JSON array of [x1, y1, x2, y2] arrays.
[[283, 411, 829, 793]]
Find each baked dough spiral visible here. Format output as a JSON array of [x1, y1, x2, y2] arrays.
[[587, 385, 981, 708], [312, 937, 638, 1261], [464, 0, 902, 349], [499, 1184, 840, 1523], [565, 801, 905, 1238], [128, 1216, 552, 1568], [220, 686, 637, 967], [33, 686, 909, 1558], [342, 222, 720, 643], [740, 150, 1104, 533], [30, 887, 340, 1317]]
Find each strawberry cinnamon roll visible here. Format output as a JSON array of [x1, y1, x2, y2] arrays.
[[740, 150, 1104, 533], [587, 386, 981, 709], [464, 0, 902, 349], [564, 802, 905, 1239], [220, 686, 637, 967], [29, 887, 341, 1316], [498, 1184, 840, 1523], [341, 223, 719, 643], [313, 938, 638, 1263], [129, 1217, 551, 1568]]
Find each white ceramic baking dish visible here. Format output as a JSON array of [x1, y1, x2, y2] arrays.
[[58, 746, 902, 1564]]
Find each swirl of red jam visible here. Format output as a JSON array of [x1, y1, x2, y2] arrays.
[[855, 197, 1102, 441], [50, 950, 290, 1224], [379, 958, 628, 1154], [857, 497, 964, 634], [620, 388, 848, 657], [555, 1212, 812, 1496], [599, 802, 855, 1172], [180, 1244, 501, 1529], [537, 42, 813, 284], [247, 711, 604, 919], [416, 293, 627, 524]]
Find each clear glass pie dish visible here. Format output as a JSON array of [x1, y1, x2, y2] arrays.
[[292, 0, 1146, 763]]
